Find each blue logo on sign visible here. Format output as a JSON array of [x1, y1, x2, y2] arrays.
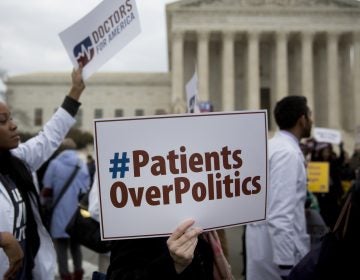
[[73, 37, 94, 66]]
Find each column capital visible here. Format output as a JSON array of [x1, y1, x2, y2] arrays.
[[276, 31, 288, 40], [247, 31, 260, 40], [222, 31, 235, 41], [197, 31, 210, 41], [327, 31, 341, 40], [173, 30, 185, 41], [301, 31, 315, 40]]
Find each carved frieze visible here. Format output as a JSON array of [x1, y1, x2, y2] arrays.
[[184, 0, 359, 8]]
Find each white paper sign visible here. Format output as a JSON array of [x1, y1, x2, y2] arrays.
[[59, 0, 141, 80], [186, 71, 200, 113], [94, 111, 268, 240], [313, 127, 342, 145]]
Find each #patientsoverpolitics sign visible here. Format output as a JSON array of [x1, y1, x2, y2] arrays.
[[59, 0, 141, 80], [94, 111, 268, 240]]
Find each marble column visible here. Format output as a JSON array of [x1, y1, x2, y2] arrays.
[[301, 32, 315, 113], [353, 32, 360, 127], [275, 32, 288, 101], [222, 31, 235, 111], [171, 31, 185, 107], [247, 31, 260, 109], [339, 36, 352, 130], [197, 31, 210, 102], [327, 32, 340, 128]]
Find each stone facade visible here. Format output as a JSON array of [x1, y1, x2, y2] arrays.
[[166, 0, 360, 149], [5, 0, 360, 149], [5, 72, 171, 133]]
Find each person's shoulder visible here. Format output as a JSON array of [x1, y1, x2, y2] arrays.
[[269, 134, 293, 150], [270, 138, 299, 160]]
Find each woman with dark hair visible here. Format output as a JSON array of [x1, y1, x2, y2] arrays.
[[0, 66, 86, 279]]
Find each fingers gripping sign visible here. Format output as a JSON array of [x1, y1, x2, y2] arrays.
[[167, 219, 203, 274]]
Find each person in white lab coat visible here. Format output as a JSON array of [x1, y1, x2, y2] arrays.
[[246, 95, 313, 280], [0, 65, 86, 280]]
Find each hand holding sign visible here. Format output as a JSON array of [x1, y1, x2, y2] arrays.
[[68, 63, 85, 101], [167, 219, 203, 274]]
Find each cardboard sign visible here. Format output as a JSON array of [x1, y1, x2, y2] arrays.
[[307, 161, 329, 193], [59, 0, 141, 79], [313, 127, 342, 145], [94, 111, 268, 240]]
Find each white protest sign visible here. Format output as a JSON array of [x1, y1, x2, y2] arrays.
[[186, 71, 200, 113], [313, 127, 342, 145], [94, 111, 268, 240], [59, 0, 141, 80]]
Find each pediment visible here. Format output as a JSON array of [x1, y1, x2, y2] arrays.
[[170, 0, 360, 9]]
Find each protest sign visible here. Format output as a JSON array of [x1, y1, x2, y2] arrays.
[[94, 111, 268, 240], [185, 71, 200, 113], [313, 127, 342, 145], [59, 0, 141, 80], [307, 161, 329, 193]]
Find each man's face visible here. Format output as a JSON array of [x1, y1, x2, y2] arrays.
[[302, 109, 313, 138], [0, 102, 20, 151]]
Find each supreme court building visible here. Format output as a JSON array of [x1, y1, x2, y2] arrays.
[[5, 0, 360, 147], [168, 0, 360, 133]]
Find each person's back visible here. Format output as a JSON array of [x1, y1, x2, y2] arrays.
[[42, 144, 90, 280], [268, 132, 309, 252], [246, 95, 312, 280], [44, 149, 90, 237]]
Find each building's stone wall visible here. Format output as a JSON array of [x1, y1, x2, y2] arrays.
[[6, 72, 171, 134]]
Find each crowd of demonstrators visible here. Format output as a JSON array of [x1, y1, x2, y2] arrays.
[[311, 142, 345, 229], [246, 96, 313, 280], [288, 168, 360, 280], [300, 140, 328, 249], [0, 65, 86, 279], [303, 139, 357, 230], [1, 64, 358, 280], [349, 144, 360, 171], [41, 138, 90, 280]]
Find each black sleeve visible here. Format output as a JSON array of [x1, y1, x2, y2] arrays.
[[106, 236, 213, 280], [60, 96, 81, 117], [106, 237, 177, 280]]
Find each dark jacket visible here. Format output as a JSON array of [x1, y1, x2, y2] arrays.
[[106, 235, 213, 280]]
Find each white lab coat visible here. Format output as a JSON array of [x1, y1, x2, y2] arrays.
[[0, 107, 76, 279], [246, 131, 310, 280], [88, 174, 100, 222]]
